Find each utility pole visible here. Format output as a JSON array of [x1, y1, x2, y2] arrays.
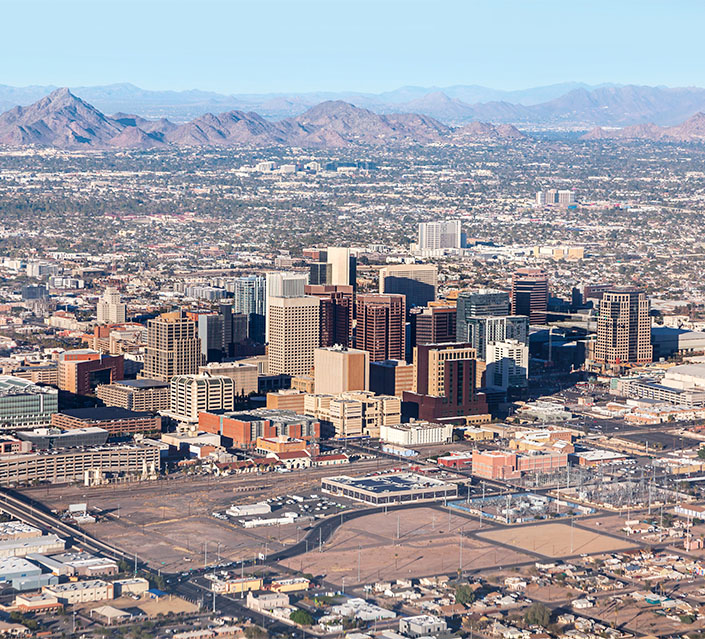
[[204, 541, 208, 568], [358, 545, 361, 582]]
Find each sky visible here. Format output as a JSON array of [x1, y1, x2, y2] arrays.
[[2, 0, 705, 94]]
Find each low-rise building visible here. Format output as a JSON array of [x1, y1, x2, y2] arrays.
[[322, 472, 457, 505], [51, 407, 160, 436], [0, 535, 65, 558], [399, 615, 447, 638], [379, 421, 453, 446], [44, 579, 114, 604], [96, 379, 169, 412]]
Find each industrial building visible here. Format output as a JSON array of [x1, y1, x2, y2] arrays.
[[321, 472, 458, 504]]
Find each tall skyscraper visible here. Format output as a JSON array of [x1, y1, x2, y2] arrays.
[[511, 268, 549, 324], [326, 247, 356, 289], [229, 275, 266, 343], [417, 220, 462, 251], [140, 311, 202, 382], [595, 288, 652, 365], [378, 264, 438, 309], [305, 284, 353, 347], [96, 287, 126, 325], [268, 296, 320, 376], [355, 294, 406, 362], [265, 272, 308, 341]]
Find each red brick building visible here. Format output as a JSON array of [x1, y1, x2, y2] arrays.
[[51, 407, 160, 436]]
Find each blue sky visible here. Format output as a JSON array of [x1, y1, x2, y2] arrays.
[[2, 0, 704, 93]]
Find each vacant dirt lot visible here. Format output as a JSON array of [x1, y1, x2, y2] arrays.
[[476, 522, 639, 558], [281, 507, 533, 586]]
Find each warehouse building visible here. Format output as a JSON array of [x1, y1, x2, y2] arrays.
[[321, 472, 457, 505]]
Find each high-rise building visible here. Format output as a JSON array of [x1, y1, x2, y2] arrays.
[[369, 359, 415, 398], [378, 264, 437, 309], [96, 287, 126, 325], [418, 220, 462, 251], [314, 346, 369, 395], [305, 284, 353, 347], [457, 289, 510, 319], [485, 339, 529, 390], [456, 315, 529, 361], [169, 374, 235, 423], [594, 289, 652, 365], [355, 294, 406, 362], [268, 296, 320, 376], [413, 305, 456, 346], [265, 272, 308, 342], [228, 275, 266, 342], [403, 342, 489, 421], [197, 313, 224, 363], [511, 268, 549, 324], [309, 262, 331, 286], [326, 247, 357, 289], [140, 311, 202, 382]]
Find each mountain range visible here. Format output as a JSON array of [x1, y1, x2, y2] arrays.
[[4, 83, 705, 127], [0, 88, 526, 149], [582, 112, 705, 142]]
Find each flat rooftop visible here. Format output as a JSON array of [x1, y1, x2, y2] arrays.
[[113, 379, 169, 389], [324, 472, 452, 494], [58, 407, 155, 421]]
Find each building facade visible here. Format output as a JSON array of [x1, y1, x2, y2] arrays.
[[140, 311, 202, 382], [595, 288, 652, 365], [356, 294, 406, 362], [267, 296, 320, 376]]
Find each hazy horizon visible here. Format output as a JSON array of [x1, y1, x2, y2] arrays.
[[4, 0, 705, 94]]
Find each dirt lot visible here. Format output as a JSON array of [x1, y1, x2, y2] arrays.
[[281, 507, 533, 586], [27, 474, 349, 570], [476, 522, 639, 558], [86, 593, 198, 618]]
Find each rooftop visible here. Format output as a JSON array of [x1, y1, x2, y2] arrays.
[[113, 379, 169, 389], [58, 407, 155, 421]]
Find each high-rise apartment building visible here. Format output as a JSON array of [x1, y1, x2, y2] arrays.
[[417, 220, 462, 251], [594, 289, 652, 365], [265, 272, 308, 342], [305, 284, 353, 347], [511, 268, 549, 324], [378, 264, 438, 309], [140, 311, 202, 382], [314, 345, 369, 395], [229, 275, 266, 342], [355, 294, 406, 362], [268, 296, 320, 376], [485, 339, 529, 390], [536, 189, 575, 206], [96, 287, 126, 325]]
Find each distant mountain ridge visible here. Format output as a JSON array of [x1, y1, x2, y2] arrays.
[[0, 89, 525, 149], [582, 112, 705, 142], [4, 82, 705, 127]]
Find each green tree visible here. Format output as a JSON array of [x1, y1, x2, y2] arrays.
[[524, 602, 551, 627], [455, 583, 475, 605], [290, 609, 315, 626]]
